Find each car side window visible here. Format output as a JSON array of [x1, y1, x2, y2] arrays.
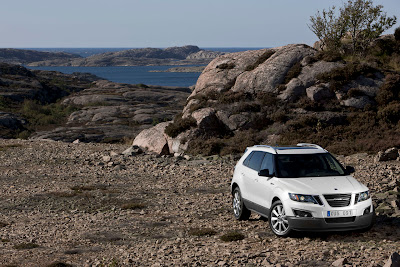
[[247, 151, 265, 171], [243, 152, 253, 167], [260, 152, 274, 176]]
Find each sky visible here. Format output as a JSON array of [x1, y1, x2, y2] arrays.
[[0, 0, 399, 48]]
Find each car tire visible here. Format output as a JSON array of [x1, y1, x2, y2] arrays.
[[269, 200, 292, 237], [232, 187, 250, 220]]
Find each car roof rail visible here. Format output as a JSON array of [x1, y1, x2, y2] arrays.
[[253, 145, 277, 152], [296, 143, 326, 151]]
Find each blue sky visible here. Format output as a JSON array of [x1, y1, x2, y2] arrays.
[[0, 0, 399, 48]]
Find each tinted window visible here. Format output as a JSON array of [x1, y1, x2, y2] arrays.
[[260, 153, 274, 175], [243, 152, 253, 167], [247, 151, 265, 171]]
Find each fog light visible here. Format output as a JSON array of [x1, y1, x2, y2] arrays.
[[293, 209, 313, 218], [363, 206, 371, 215]]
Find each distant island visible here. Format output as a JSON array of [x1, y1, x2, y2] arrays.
[[0, 45, 224, 67], [149, 66, 206, 73]]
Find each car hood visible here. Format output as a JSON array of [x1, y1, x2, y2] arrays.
[[277, 176, 368, 195]]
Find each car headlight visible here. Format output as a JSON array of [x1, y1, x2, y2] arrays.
[[289, 193, 318, 204], [357, 191, 370, 203]]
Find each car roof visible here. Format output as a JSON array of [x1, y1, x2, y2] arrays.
[[246, 143, 327, 154]]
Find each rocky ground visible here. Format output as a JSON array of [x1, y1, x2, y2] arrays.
[[0, 139, 399, 266]]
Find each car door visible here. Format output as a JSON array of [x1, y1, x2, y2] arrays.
[[242, 151, 265, 204], [252, 152, 275, 215]]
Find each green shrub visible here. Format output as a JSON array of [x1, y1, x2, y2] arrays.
[[395, 27, 400, 41], [378, 102, 400, 124], [46, 262, 74, 267], [316, 62, 377, 91], [284, 62, 302, 84], [135, 83, 149, 88], [376, 74, 400, 105], [189, 228, 217, 237], [216, 63, 235, 69], [233, 102, 261, 113], [164, 114, 197, 138], [121, 202, 146, 210], [16, 130, 30, 139], [187, 129, 263, 156], [314, 50, 343, 62], [347, 88, 366, 98], [245, 50, 275, 71], [220, 231, 245, 242], [21, 100, 79, 128], [14, 242, 39, 250]]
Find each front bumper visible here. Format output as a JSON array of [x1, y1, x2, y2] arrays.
[[287, 212, 374, 232]]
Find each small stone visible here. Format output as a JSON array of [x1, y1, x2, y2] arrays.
[[332, 258, 348, 266], [72, 139, 80, 144], [103, 156, 111, 162], [110, 151, 118, 156]]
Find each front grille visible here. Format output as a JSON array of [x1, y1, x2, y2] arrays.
[[323, 194, 351, 207], [325, 217, 355, 224], [314, 195, 323, 205]]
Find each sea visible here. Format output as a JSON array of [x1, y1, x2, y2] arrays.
[[26, 47, 264, 87]]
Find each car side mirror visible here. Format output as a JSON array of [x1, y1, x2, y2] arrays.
[[345, 166, 355, 174], [258, 169, 272, 177]]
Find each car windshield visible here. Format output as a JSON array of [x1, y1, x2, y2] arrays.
[[275, 153, 346, 178]]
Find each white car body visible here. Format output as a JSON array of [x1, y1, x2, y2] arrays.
[[230, 144, 374, 236]]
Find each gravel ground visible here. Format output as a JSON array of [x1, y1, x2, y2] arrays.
[[0, 139, 399, 266]]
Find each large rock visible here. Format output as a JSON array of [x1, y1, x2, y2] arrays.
[[375, 147, 400, 162], [341, 96, 375, 109], [306, 84, 335, 102], [132, 122, 171, 155], [278, 60, 344, 101], [192, 48, 273, 96], [232, 44, 316, 94]]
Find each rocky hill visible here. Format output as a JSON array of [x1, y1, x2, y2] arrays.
[[24, 46, 224, 67], [0, 63, 190, 142], [0, 48, 81, 65], [133, 40, 400, 156]]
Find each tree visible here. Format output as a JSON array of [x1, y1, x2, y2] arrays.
[[309, 0, 397, 54], [308, 6, 349, 52]]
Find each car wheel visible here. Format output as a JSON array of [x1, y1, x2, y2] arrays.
[[232, 187, 250, 220], [269, 200, 291, 237]]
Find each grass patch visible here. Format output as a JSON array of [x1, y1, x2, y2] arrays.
[[48, 191, 79, 198], [188, 228, 217, 237], [121, 201, 146, 210], [245, 50, 275, 71], [284, 62, 302, 84], [46, 262, 74, 267], [14, 242, 39, 250], [70, 184, 107, 192], [220, 231, 245, 242], [165, 114, 196, 138], [316, 62, 378, 92], [20, 100, 79, 129], [0, 144, 23, 151], [216, 63, 235, 69]]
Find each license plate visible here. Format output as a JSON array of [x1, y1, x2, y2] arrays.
[[326, 210, 354, 217]]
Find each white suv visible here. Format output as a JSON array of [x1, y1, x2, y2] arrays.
[[231, 143, 374, 237]]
